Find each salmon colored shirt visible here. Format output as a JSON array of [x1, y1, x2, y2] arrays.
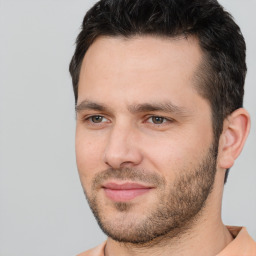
[[77, 226, 256, 256]]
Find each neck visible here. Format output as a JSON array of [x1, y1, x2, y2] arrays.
[[104, 174, 233, 256], [105, 218, 233, 256]]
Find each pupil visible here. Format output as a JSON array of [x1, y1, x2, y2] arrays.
[[92, 116, 102, 123], [153, 117, 163, 124]]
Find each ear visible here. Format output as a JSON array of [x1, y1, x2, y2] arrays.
[[217, 108, 250, 169]]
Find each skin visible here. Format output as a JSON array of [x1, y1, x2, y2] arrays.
[[75, 36, 250, 256]]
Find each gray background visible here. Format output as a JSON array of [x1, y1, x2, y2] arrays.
[[0, 0, 255, 255]]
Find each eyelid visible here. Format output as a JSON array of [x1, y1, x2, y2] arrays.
[[145, 115, 174, 125], [82, 114, 110, 124], [79, 113, 174, 127]]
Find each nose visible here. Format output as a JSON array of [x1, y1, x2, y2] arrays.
[[103, 123, 143, 169]]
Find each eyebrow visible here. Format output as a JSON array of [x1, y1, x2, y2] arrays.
[[127, 102, 188, 116], [75, 100, 189, 117], [75, 100, 107, 113]]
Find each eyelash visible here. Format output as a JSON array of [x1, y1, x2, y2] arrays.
[[83, 114, 174, 126], [146, 116, 170, 125], [83, 115, 109, 125]]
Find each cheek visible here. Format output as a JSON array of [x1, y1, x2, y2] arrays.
[[139, 136, 185, 181], [75, 129, 105, 183], [141, 129, 212, 177]]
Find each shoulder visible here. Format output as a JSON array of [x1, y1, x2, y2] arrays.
[[217, 226, 256, 256], [77, 241, 106, 256]]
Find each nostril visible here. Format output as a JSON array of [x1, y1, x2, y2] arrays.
[[103, 127, 143, 169], [103, 147, 143, 169]]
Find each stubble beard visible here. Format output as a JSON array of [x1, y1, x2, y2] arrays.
[[83, 143, 218, 245]]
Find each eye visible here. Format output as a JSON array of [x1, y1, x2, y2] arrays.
[[148, 116, 167, 124], [88, 115, 108, 123]]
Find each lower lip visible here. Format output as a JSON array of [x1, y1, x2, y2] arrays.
[[103, 188, 151, 202]]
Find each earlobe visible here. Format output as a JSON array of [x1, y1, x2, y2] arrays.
[[218, 108, 250, 169]]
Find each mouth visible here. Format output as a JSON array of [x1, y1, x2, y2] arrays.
[[102, 182, 153, 202]]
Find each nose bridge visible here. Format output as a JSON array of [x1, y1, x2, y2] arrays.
[[104, 120, 142, 168]]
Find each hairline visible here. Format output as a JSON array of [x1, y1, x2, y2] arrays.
[[78, 33, 216, 120], [78, 33, 221, 146]]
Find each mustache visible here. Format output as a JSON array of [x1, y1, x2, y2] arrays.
[[92, 167, 165, 189]]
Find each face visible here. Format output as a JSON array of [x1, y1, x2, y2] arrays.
[[76, 36, 218, 243]]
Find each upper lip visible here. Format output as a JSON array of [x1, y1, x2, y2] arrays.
[[102, 182, 153, 190]]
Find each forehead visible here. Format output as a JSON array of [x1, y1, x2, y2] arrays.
[[78, 35, 204, 107]]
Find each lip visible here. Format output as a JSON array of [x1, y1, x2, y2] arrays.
[[102, 182, 153, 202]]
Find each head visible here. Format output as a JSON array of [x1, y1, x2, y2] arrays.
[[70, 0, 247, 142], [70, 0, 250, 245]]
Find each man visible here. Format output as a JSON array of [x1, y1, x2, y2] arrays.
[[69, 0, 256, 255]]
